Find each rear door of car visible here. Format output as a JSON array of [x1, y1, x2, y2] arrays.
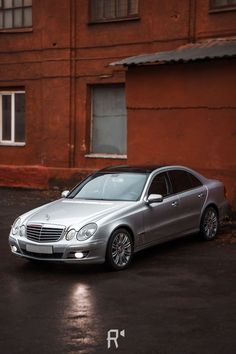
[[167, 169, 207, 234], [143, 172, 181, 244]]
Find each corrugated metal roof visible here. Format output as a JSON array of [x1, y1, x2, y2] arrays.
[[110, 38, 236, 66]]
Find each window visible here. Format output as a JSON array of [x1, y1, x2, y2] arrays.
[[91, 85, 127, 155], [210, 0, 236, 11], [168, 170, 202, 194], [148, 173, 170, 197], [0, 91, 25, 144], [188, 173, 203, 188], [0, 0, 32, 30], [90, 0, 139, 23], [69, 172, 147, 201]]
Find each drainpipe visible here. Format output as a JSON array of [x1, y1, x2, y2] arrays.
[[188, 0, 196, 43], [69, 0, 76, 168]]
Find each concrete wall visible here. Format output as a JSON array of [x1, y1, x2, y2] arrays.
[[126, 59, 236, 209]]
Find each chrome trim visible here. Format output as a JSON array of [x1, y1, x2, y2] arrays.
[[26, 224, 65, 243]]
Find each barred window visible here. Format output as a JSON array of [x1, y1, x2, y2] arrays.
[[90, 0, 139, 23], [210, 0, 236, 10], [0, 0, 32, 29]]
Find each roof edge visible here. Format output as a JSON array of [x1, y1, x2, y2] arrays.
[[110, 37, 236, 67]]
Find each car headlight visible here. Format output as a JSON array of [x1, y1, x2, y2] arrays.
[[12, 218, 21, 235], [19, 225, 26, 237], [76, 223, 97, 241], [65, 229, 76, 241]]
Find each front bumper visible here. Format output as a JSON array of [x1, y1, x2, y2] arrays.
[[9, 235, 106, 264]]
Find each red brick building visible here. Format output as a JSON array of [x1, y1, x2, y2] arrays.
[[0, 0, 236, 207]]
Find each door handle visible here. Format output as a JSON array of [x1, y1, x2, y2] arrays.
[[198, 193, 204, 198], [171, 201, 179, 207]]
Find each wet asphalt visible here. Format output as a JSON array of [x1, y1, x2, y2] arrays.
[[0, 188, 236, 354]]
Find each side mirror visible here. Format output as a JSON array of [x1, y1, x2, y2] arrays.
[[147, 194, 163, 204], [61, 190, 70, 198]]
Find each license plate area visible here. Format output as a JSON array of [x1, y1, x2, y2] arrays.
[[26, 244, 53, 254]]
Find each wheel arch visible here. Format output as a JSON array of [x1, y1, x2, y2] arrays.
[[200, 203, 219, 228], [202, 203, 219, 218], [110, 224, 135, 245]]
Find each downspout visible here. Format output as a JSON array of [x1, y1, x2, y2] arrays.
[[188, 0, 196, 43], [69, 0, 77, 167]]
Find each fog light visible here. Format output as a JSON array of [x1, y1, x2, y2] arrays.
[[75, 252, 84, 259], [11, 246, 17, 252]]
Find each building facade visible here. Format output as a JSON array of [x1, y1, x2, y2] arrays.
[[113, 40, 236, 209], [0, 0, 236, 207]]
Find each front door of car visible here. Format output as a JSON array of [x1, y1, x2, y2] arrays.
[[143, 172, 181, 245]]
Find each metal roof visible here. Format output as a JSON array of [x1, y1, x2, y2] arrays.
[[110, 38, 236, 66]]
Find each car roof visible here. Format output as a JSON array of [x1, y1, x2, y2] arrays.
[[98, 165, 166, 174]]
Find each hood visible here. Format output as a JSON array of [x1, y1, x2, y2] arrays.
[[26, 198, 133, 228]]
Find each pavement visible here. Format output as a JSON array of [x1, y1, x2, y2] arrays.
[[0, 188, 236, 354]]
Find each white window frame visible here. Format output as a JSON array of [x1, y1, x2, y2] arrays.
[[0, 90, 25, 146]]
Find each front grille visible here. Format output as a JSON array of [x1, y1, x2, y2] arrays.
[[26, 224, 65, 243]]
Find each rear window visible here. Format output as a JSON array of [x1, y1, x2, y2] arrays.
[[188, 173, 202, 188], [168, 170, 202, 194]]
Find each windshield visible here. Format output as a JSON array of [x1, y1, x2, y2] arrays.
[[68, 173, 148, 201]]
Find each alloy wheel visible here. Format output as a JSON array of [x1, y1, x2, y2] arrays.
[[202, 208, 218, 239], [111, 232, 132, 267]]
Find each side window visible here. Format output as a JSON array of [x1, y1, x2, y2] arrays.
[[168, 170, 203, 193], [168, 170, 193, 194], [188, 172, 203, 188], [148, 173, 170, 197]]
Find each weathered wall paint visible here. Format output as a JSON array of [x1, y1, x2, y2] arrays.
[[126, 59, 236, 209]]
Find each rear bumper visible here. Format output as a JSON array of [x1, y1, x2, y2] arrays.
[[219, 200, 229, 221], [9, 236, 106, 264]]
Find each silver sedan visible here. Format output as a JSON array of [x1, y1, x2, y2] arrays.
[[9, 165, 228, 270]]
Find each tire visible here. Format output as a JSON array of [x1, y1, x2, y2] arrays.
[[106, 228, 133, 271], [200, 206, 219, 241]]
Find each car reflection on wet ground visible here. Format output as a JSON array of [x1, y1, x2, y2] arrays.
[[0, 188, 236, 354]]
